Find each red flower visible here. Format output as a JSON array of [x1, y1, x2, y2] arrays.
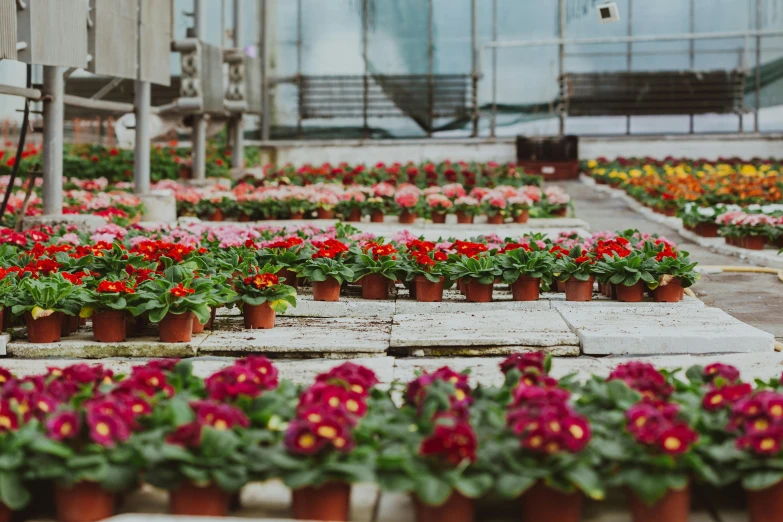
[[96, 280, 135, 294], [0, 401, 19, 432], [167, 422, 202, 448], [315, 362, 378, 396], [109, 148, 119, 156], [243, 272, 279, 289], [500, 352, 546, 375], [170, 283, 195, 298], [46, 411, 80, 441], [284, 419, 329, 455], [419, 419, 478, 466], [657, 424, 698, 455], [87, 412, 130, 447], [703, 363, 740, 383], [607, 362, 673, 400]]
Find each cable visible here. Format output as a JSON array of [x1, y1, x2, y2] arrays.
[[0, 63, 32, 225]]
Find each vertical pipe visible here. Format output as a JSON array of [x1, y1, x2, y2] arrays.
[[260, 0, 270, 141], [231, 0, 245, 169], [134, 82, 151, 194], [221, 0, 226, 48], [362, 0, 369, 139], [558, 0, 565, 136], [689, 0, 695, 133], [427, 0, 434, 137], [296, 0, 303, 139], [42, 66, 64, 215], [754, 0, 761, 133], [490, 0, 497, 138], [626, 0, 632, 135], [193, 0, 207, 40], [471, 0, 479, 137], [192, 0, 207, 179]]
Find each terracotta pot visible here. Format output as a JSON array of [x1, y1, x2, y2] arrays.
[[652, 278, 683, 303], [565, 279, 593, 302], [695, 222, 720, 237], [726, 236, 739, 246], [279, 268, 299, 289], [514, 210, 530, 224], [742, 235, 766, 250], [431, 212, 447, 224], [238, 212, 251, 222], [92, 310, 127, 342], [25, 312, 62, 344], [0, 306, 4, 334], [361, 274, 389, 300], [290, 212, 304, 220], [312, 278, 341, 302], [662, 207, 677, 217], [316, 208, 335, 220], [616, 281, 646, 302], [192, 307, 212, 334], [627, 484, 690, 522], [407, 280, 418, 299], [370, 210, 385, 223], [291, 482, 351, 521], [553, 207, 568, 217], [487, 213, 504, 225], [203, 307, 217, 330], [55, 482, 115, 522], [158, 312, 194, 343], [465, 281, 494, 303], [521, 482, 582, 522], [456, 211, 474, 224], [510, 276, 540, 301], [556, 280, 566, 292], [69, 314, 79, 333], [414, 491, 474, 522], [346, 208, 363, 222], [0, 503, 9, 522], [169, 482, 230, 516], [243, 302, 276, 329], [746, 480, 783, 522], [209, 209, 224, 222], [399, 210, 418, 224], [179, 166, 191, 180], [415, 276, 444, 302]]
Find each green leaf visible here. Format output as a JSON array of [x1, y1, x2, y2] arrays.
[[0, 470, 30, 511], [284, 468, 323, 489], [565, 465, 605, 500], [212, 467, 248, 492], [29, 437, 74, 459], [100, 464, 138, 492], [415, 474, 452, 506], [495, 474, 535, 499], [454, 473, 493, 499], [742, 470, 783, 491]]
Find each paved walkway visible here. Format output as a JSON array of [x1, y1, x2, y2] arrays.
[[566, 181, 783, 343]]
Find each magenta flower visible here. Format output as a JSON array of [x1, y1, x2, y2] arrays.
[[46, 411, 80, 441]]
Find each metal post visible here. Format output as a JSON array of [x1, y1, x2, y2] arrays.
[[490, 0, 497, 138], [626, 0, 632, 135], [558, 0, 565, 136], [362, 0, 369, 138], [134, 81, 151, 195], [470, 0, 479, 137], [754, 0, 761, 133], [427, 0, 434, 137], [689, 0, 694, 133], [192, 0, 207, 179], [296, 0, 303, 139], [260, 0, 270, 141], [42, 66, 64, 216], [230, 0, 245, 169]]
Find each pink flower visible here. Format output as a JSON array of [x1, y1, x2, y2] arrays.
[[426, 194, 453, 210], [372, 182, 396, 198], [46, 411, 80, 441], [482, 191, 507, 209], [441, 183, 466, 199]]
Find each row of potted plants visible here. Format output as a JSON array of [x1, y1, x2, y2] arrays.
[[0, 354, 781, 522], [164, 180, 572, 223]]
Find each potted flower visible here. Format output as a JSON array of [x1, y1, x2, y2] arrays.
[[192, 274, 236, 333], [234, 267, 297, 329], [0, 268, 20, 333], [647, 243, 698, 303], [449, 255, 501, 303], [426, 194, 453, 224], [553, 246, 595, 302], [313, 191, 340, 220], [9, 274, 82, 343], [395, 185, 423, 224], [80, 280, 136, 342], [543, 187, 571, 217], [403, 240, 450, 303], [130, 279, 213, 343], [0, 397, 33, 520], [481, 191, 507, 225], [497, 244, 554, 301], [258, 236, 307, 290], [283, 192, 313, 220], [678, 204, 720, 237], [300, 240, 354, 302], [337, 189, 367, 222], [453, 197, 481, 224], [362, 196, 387, 223], [350, 242, 399, 300], [593, 250, 656, 303], [508, 194, 533, 224]]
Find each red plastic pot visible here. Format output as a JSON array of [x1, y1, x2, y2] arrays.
[[746, 480, 783, 522], [243, 302, 276, 329], [158, 312, 194, 343], [552, 207, 568, 217], [510, 276, 540, 301], [370, 210, 385, 223], [556, 280, 566, 292], [695, 222, 720, 237], [487, 213, 504, 225], [289, 212, 304, 220], [192, 307, 213, 334], [456, 211, 474, 224], [565, 279, 593, 302], [514, 210, 530, 224], [399, 210, 418, 224], [279, 268, 299, 289], [208, 209, 224, 222], [431, 212, 447, 224], [169, 482, 230, 516], [55, 482, 115, 522], [652, 278, 683, 303], [313, 278, 341, 302], [522, 482, 582, 522], [25, 312, 62, 344], [237, 212, 251, 222], [465, 281, 494, 303], [0, 306, 4, 334], [616, 281, 646, 302], [414, 491, 473, 522], [92, 310, 127, 342], [291, 482, 351, 521], [346, 208, 362, 222], [316, 208, 335, 219], [415, 276, 444, 302], [361, 274, 389, 300], [627, 484, 690, 522], [742, 235, 766, 250], [0, 503, 9, 522], [60, 314, 72, 338]]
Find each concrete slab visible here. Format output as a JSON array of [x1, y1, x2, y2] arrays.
[[395, 299, 551, 314], [390, 310, 580, 356], [287, 293, 396, 318], [6, 332, 202, 359], [0, 333, 8, 356], [198, 316, 391, 358], [551, 295, 704, 310], [557, 306, 775, 355]]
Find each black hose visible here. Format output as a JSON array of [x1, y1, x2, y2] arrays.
[[0, 63, 33, 225]]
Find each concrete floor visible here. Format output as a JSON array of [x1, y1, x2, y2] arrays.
[[566, 181, 783, 343]]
